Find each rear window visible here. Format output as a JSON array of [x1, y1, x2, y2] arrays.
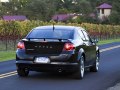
[[27, 29, 74, 39]]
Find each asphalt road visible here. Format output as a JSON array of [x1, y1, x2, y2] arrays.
[[0, 42, 120, 90]]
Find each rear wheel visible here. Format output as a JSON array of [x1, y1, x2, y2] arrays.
[[73, 55, 85, 79], [17, 67, 29, 77], [90, 52, 100, 72]]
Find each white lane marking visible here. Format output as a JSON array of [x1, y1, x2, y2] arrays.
[[0, 71, 17, 77], [0, 71, 17, 79], [0, 73, 17, 79], [100, 45, 120, 53], [0, 45, 120, 79]]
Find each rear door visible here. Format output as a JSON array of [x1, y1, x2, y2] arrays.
[[81, 30, 96, 64]]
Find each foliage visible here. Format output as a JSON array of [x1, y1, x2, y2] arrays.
[[0, 20, 119, 40], [0, 0, 120, 24], [109, 11, 120, 25]]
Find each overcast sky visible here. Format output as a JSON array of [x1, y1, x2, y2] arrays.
[[0, 0, 9, 2]]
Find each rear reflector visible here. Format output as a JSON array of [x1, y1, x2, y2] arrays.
[[17, 42, 25, 49], [64, 43, 75, 51]]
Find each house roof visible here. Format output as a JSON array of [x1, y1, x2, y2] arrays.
[[52, 14, 70, 21], [97, 3, 112, 9], [3, 15, 27, 21]]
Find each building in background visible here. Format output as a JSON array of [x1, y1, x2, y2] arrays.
[[3, 15, 27, 21], [97, 3, 112, 20]]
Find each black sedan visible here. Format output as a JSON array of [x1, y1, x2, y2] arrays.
[[16, 25, 100, 79]]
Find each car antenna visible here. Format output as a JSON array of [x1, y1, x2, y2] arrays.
[[53, 23, 55, 31]]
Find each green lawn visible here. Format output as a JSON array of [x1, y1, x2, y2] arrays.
[[0, 38, 120, 62], [0, 51, 15, 62], [98, 38, 120, 45]]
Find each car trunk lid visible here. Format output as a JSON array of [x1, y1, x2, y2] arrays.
[[23, 39, 69, 55]]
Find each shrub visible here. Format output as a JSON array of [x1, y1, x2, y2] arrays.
[[0, 20, 119, 40]]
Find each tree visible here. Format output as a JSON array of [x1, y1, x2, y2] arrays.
[[109, 11, 120, 25], [0, 0, 119, 24]]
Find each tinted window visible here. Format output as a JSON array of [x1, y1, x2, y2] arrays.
[[77, 29, 86, 40], [82, 30, 90, 41], [27, 29, 74, 39]]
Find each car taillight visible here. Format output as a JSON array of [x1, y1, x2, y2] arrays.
[[17, 42, 25, 49], [64, 43, 75, 51]]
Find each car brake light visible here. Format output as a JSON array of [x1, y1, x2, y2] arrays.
[[64, 43, 75, 51], [17, 42, 25, 49]]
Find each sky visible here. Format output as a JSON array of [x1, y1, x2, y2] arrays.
[[0, 0, 9, 2]]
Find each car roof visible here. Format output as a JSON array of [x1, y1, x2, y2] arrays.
[[34, 25, 84, 31]]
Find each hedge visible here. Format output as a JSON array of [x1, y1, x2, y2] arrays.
[[0, 20, 120, 40]]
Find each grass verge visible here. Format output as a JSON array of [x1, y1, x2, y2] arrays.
[[0, 38, 120, 62], [0, 51, 15, 62], [98, 38, 120, 45]]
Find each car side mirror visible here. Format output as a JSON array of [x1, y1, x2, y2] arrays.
[[92, 38, 98, 43]]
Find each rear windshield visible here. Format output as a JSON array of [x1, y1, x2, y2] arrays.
[[27, 29, 74, 39]]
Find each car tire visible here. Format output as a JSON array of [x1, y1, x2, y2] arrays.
[[73, 55, 85, 79], [17, 67, 29, 77], [90, 52, 100, 72]]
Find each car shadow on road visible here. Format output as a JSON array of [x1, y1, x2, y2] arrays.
[[17, 69, 96, 81]]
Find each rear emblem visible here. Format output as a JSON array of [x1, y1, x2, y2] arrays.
[[34, 46, 53, 49]]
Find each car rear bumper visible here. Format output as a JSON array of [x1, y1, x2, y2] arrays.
[[16, 60, 79, 72]]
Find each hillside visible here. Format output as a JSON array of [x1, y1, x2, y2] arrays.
[[0, 0, 120, 24]]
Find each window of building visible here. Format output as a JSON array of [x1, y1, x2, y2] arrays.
[[102, 9, 104, 14]]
